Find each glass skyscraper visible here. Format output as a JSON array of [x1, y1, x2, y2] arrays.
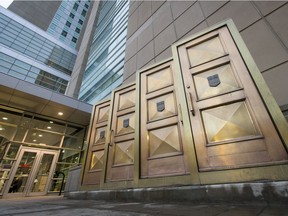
[[78, 0, 129, 104], [0, 7, 77, 94], [47, 0, 91, 48]]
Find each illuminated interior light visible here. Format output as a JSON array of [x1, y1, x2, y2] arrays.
[[58, 112, 63, 116]]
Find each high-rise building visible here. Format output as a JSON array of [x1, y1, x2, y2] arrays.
[[0, 2, 92, 198], [66, 0, 129, 104]]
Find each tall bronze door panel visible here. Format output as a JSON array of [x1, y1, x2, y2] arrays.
[[105, 84, 136, 182], [177, 27, 288, 171], [140, 60, 189, 178], [82, 100, 110, 185]]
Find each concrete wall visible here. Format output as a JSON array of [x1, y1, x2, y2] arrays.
[[123, 1, 288, 113], [8, 0, 60, 31]]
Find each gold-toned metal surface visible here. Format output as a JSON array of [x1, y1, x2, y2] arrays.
[[177, 25, 288, 171], [193, 63, 240, 100], [105, 83, 136, 183], [82, 99, 110, 186], [90, 150, 104, 170], [148, 93, 176, 121], [116, 113, 135, 135], [202, 101, 259, 143], [97, 106, 110, 123], [147, 66, 173, 93], [118, 90, 136, 110], [149, 125, 181, 157], [113, 140, 134, 165], [139, 59, 189, 178], [94, 127, 106, 144], [187, 36, 225, 67]]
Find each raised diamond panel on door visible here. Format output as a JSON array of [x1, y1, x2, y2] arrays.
[[149, 125, 181, 157], [187, 36, 226, 67], [97, 106, 109, 123], [113, 140, 134, 165], [118, 90, 136, 110], [90, 150, 104, 171], [147, 67, 173, 93], [148, 93, 176, 121], [94, 127, 106, 144], [202, 101, 259, 143], [193, 63, 240, 100], [116, 113, 135, 135]]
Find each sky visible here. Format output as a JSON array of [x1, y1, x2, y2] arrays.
[[0, 0, 13, 8]]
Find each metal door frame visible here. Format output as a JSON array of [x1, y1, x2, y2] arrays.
[[3, 146, 58, 197]]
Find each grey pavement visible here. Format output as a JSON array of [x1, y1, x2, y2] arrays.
[[0, 196, 287, 216]]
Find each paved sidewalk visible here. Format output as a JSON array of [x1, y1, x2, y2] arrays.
[[0, 196, 286, 216]]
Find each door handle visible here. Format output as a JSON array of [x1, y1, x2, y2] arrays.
[[186, 91, 195, 116], [109, 129, 114, 147], [178, 104, 183, 124]]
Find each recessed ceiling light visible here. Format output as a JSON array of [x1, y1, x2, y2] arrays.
[[33, 139, 37, 142], [47, 126, 52, 129], [58, 112, 63, 116], [0, 127, 5, 131], [2, 117, 8, 120], [38, 134, 43, 137], [49, 121, 54, 124]]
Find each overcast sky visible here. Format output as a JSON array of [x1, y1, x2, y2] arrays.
[[0, 0, 13, 8]]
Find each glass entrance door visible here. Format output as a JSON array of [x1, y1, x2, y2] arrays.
[[5, 147, 58, 197]]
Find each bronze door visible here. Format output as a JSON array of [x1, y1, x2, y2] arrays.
[[139, 60, 189, 178], [177, 27, 287, 171], [105, 84, 136, 181], [82, 100, 110, 185]]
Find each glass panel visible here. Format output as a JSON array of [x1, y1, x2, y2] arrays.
[[62, 136, 83, 150], [30, 117, 66, 133], [65, 124, 84, 136], [8, 151, 37, 193], [14, 115, 32, 142], [31, 153, 54, 193], [25, 129, 62, 147], [58, 149, 80, 163], [193, 64, 240, 100], [6, 143, 21, 159], [202, 101, 259, 143]]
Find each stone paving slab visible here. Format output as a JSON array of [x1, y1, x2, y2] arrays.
[[0, 196, 287, 216]]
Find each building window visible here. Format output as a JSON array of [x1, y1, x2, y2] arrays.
[[81, 10, 86, 17], [75, 27, 80, 33], [84, 4, 89, 9], [72, 37, 77, 43], [78, 19, 83, 25], [73, 3, 79, 11], [65, 21, 71, 27], [61, 31, 67, 37], [69, 13, 75, 19]]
